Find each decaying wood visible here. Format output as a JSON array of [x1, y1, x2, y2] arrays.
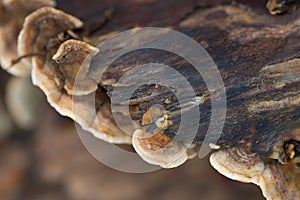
[[57, 0, 299, 180], [78, 1, 300, 159], [55, 1, 300, 198], [1, 0, 299, 199]]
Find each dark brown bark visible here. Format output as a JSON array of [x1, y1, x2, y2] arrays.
[[58, 0, 300, 157]]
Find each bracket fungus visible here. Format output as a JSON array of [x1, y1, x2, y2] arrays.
[[210, 148, 300, 199], [16, 6, 131, 143], [52, 39, 131, 143], [0, 1, 300, 199], [0, 0, 56, 76], [52, 39, 99, 96], [132, 129, 196, 169], [18, 6, 83, 68]]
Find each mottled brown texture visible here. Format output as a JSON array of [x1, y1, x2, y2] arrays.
[[52, 39, 99, 95], [52, 2, 299, 198], [0, 0, 56, 76], [1, 0, 299, 199], [210, 148, 300, 199], [94, 3, 300, 159], [18, 7, 83, 68], [31, 0, 300, 174], [267, 0, 300, 14], [132, 129, 192, 168]]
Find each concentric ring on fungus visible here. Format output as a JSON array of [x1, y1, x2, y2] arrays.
[[51, 39, 132, 143], [132, 129, 196, 168], [210, 148, 300, 200], [3, 3, 299, 197], [18, 6, 132, 144], [20, 8, 132, 145], [0, 0, 56, 76]]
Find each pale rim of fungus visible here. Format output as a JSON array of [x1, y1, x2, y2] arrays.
[[19, 10, 131, 144], [21, 8, 131, 144], [17, 6, 83, 68], [18, 6, 132, 144], [0, 0, 56, 76], [52, 39, 99, 96], [210, 148, 298, 200], [50, 39, 132, 144], [132, 129, 196, 168]]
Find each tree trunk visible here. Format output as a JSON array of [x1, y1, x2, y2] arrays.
[[58, 0, 300, 157]]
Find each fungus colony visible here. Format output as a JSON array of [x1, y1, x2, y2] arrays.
[[0, 1, 299, 200]]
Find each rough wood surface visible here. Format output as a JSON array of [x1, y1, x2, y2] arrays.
[[1, 1, 299, 199], [55, 0, 300, 159]]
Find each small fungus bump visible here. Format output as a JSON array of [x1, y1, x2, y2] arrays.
[[132, 129, 191, 168], [52, 39, 99, 96]]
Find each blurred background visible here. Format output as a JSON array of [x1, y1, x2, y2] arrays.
[[0, 0, 268, 199], [0, 66, 264, 200]]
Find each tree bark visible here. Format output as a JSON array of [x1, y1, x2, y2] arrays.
[[57, 0, 300, 158]]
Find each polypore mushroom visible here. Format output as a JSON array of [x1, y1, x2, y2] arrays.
[[132, 129, 196, 168], [18, 6, 83, 68], [52, 40, 131, 143], [52, 39, 98, 95], [0, 0, 56, 76], [210, 148, 300, 200], [2, 3, 299, 196], [52, 39, 131, 143], [21, 8, 131, 144]]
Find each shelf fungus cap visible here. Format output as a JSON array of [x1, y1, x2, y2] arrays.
[[132, 129, 193, 168], [52, 39, 99, 95], [0, 0, 56, 76], [17, 6, 83, 68], [210, 148, 300, 200], [29, 31, 131, 143]]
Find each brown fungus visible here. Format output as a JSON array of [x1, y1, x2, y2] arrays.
[[53, 40, 131, 143], [0, 0, 56, 76], [132, 129, 196, 168], [52, 39, 99, 95], [17, 6, 83, 68], [23, 13, 131, 144], [210, 148, 300, 200]]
